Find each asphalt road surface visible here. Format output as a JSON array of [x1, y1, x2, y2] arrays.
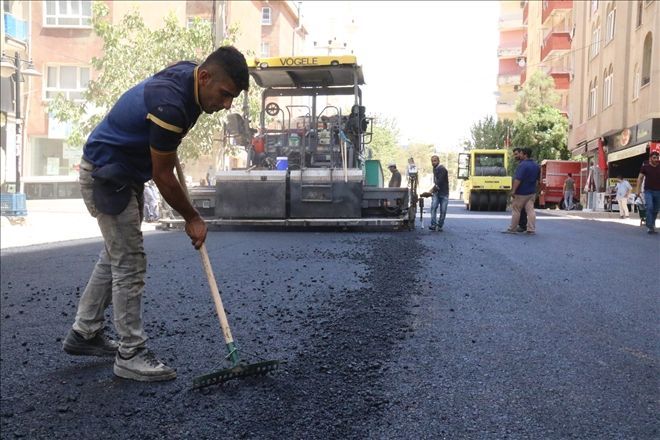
[[1, 201, 658, 439]]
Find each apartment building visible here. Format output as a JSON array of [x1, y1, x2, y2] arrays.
[[1, 0, 35, 193], [520, 0, 573, 116], [0, 0, 306, 198], [568, 0, 659, 189], [496, 1, 525, 122]]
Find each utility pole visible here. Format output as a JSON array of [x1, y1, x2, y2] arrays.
[[212, 0, 226, 49]]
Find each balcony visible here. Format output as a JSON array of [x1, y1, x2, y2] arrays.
[[523, 1, 529, 24], [542, 1, 573, 25], [551, 72, 571, 90], [499, 12, 524, 30], [497, 101, 516, 116], [498, 73, 521, 87], [498, 45, 523, 58], [3, 13, 28, 42], [541, 65, 571, 89], [541, 31, 571, 61]]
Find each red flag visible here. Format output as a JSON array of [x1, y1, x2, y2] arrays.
[[597, 137, 608, 171], [650, 141, 660, 154]]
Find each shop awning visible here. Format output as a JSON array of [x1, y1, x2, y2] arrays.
[[608, 142, 647, 162]]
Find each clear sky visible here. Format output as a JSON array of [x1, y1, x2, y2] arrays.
[[301, 1, 500, 152]]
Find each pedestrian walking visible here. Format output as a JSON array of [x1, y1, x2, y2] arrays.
[[503, 147, 539, 234], [635, 150, 660, 234], [563, 172, 575, 210], [427, 155, 449, 231], [61, 46, 249, 382], [387, 163, 402, 188], [614, 175, 632, 219]]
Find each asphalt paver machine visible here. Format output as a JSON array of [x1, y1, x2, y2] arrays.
[[161, 55, 412, 229]]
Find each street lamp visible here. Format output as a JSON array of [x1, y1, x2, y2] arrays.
[[1, 51, 41, 195]]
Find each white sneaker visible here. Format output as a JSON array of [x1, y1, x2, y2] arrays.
[[113, 348, 176, 382]]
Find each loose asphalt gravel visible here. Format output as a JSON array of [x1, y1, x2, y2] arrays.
[[1, 202, 658, 439]]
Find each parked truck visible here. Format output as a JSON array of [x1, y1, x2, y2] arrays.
[[538, 160, 586, 209], [457, 149, 511, 211]]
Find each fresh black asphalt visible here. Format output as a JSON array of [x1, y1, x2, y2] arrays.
[[1, 201, 658, 439]]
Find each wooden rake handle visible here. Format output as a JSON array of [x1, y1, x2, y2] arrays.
[[174, 158, 235, 345]]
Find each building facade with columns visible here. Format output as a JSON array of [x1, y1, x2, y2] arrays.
[[568, 0, 659, 192]]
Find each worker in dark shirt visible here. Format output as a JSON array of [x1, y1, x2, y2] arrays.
[[504, 147, 539, 234], [61, 46, 250, 382], [387, 163, 402, 188], [636, 150, 660, 234], [428, 155, 449, 231]]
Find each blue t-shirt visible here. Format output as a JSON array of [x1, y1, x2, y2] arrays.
[[514, 159, 540, 195], [83, 62, 202, 183]]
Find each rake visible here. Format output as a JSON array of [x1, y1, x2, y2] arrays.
[[174, 159, 280, 389]]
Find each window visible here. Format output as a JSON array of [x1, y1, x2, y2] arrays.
[[261, 7, 271, 25], [637, 1, 643, 27], [43, 1, 92, 27], [591, 0, 599, 15], [633, 64, 641, 99], [45, 65, 90, 101], [591, 26, 601, 58], [603, 66, 613, 108], [642, 32, 653, 86], [605, 7, 615, 43], [260, 41, 270, 58], [588, 79, 598, 117]]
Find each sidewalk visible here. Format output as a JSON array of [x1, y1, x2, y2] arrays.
[[1, 199, 158, 250], [540, 206, 646, 227]]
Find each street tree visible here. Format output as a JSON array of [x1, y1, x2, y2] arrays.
[[461, 116, 514, 150], [513, 104, 570, 160], [515, 70, 560, 114], [368, 114, 401, 167], [47, 3, 258, 161], [512, 70, 569, 161]]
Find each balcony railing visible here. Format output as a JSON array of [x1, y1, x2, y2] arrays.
[[499, 12, 524, 30], [541, 31, 571, 61], [3, 13, 28, 42], [496, 101, 516, 115], [542, 0, 573, 25], [498, 46, 523, 58], [498, 73, 522, 87], [550, 71, 571, 89]]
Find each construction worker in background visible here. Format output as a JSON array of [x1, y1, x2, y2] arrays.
[[427, 155, 449, 231], [61, 46, 249, 383], [388, 163, 402, 188], [563, 172, 575, 210]]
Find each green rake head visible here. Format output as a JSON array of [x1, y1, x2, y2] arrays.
[[192, 360, 280, 390]]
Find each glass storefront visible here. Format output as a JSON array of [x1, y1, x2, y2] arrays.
[[29, 137, 81, 177]]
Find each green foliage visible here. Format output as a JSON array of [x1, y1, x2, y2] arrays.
[[513, 104, 569, 160], [515, 70, 560, 113], [47, 3, 259, 161], [368, 114, 400, 166], [461, 116, 514, 150]]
